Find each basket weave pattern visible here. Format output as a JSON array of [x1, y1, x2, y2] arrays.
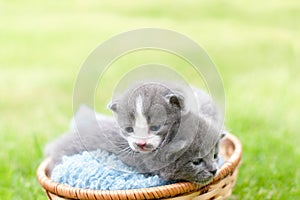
[[37, 134, 242, 200]]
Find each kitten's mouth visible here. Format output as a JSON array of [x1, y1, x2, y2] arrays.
[[131, 145, 156, 153], [193, 173, 215, 184], [129, 139, 159, 153], [194, 177, 213, 184], [135, 146, 154, 153]]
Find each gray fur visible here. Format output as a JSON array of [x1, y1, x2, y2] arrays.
[[44, 106, 125, 172], [45, 82, 225, 183]]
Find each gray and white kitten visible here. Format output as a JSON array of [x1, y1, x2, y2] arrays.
[[108, 82, 223, 155], [45, 82, 224, 183]]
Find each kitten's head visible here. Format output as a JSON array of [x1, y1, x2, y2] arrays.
[[160, 138, 223, 184], [108, 82, 185, 153], [176, 142, 220, 183]]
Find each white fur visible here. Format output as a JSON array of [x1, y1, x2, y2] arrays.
[[134, 96, 148, 137], [127, 96, 162, 152], [128, 135, 162, 153], [146, 135, 161, 149]]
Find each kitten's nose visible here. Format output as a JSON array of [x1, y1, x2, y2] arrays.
[[136, 141, 147, 148], [210, 169, 217, 175]]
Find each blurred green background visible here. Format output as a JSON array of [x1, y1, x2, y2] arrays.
[[1, 0, 299, 199]]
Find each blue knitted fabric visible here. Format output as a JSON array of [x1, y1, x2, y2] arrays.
[[51, 150, 171, 190]]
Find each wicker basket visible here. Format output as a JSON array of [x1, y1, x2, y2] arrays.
[[37, 134, 242, 200]]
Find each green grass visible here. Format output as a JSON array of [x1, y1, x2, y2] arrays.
[[1, 0, 300, 199]]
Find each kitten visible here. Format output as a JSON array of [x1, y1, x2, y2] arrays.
[[108, 81, 223, 155], [45, 82, 225, 183]]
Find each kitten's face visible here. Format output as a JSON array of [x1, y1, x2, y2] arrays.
[[121, 100, 167, 153], [109, 83, 183, 153], [161, 141, 220, 183]]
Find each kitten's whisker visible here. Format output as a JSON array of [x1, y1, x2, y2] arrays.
[[115, 147, 130, 154], [115, 147, 133, 157]]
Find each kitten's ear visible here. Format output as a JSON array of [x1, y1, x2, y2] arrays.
[[165, 93, 185, 110], [107, 101, 118, 112]]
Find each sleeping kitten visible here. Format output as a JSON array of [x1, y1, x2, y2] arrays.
[[45, 82, 225, 183]]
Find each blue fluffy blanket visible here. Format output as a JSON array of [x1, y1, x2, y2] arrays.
[[51, 150, 171, 190]]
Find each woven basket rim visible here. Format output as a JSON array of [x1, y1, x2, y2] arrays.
[[37, 133, 242, 199]]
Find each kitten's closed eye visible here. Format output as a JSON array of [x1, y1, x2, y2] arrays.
[[192, 158, 203, 166], [213, 153, 218, 159]]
